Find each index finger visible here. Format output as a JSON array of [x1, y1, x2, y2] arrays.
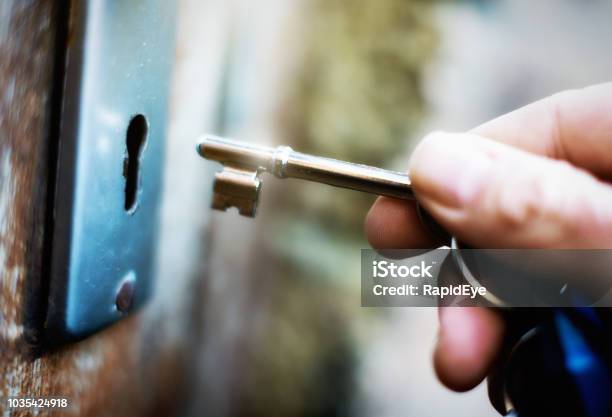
[[472, 82, 612, 179], [365, 83, 612, 250]]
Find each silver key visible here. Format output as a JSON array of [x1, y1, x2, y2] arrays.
[[196, 135, 415, 217]]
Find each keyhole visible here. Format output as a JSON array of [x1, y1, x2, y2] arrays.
[[124, 114, 148, 212]]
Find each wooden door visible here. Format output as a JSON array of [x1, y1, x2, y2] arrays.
[[0, 1, 215, 415]]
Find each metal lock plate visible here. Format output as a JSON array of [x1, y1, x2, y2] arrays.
[[46, 0, 176, 342]]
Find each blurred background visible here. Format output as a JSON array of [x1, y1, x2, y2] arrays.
[[157, 0, 612, 416]]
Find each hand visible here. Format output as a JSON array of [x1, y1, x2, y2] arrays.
[[364, 83, 612, 391]]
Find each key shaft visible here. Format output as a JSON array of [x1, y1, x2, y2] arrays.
[[197, 135, 414, 201]]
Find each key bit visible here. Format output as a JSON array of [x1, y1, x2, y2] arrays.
[[196, 135, 415, 217]]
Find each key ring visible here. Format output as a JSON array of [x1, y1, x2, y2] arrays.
[[451, 237, 508, 307]]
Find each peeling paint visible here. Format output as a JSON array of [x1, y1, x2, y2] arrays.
[[0, 149, 12, 239], [73, 349, 103, 373], [0, 145, 24, 344]]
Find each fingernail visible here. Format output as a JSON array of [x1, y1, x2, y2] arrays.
[[409, 132, 492, 208]]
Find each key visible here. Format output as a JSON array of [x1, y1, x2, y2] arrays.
[[196, 135, 414, 217]]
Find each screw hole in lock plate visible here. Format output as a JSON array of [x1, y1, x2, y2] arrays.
[[115, 271, 136, 314], [124, 114, 148, 213]]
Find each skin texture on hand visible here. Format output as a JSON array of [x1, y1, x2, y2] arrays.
[[364, 83, 612, 392]]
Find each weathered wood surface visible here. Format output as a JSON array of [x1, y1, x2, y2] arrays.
[[0, 0, 56, 349], [0, 2, 201, 416]]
